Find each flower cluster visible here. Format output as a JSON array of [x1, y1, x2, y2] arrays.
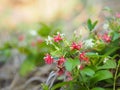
[[44, 54, 66, 76], [43, 28, 114, 77], [45, 32, 64, 45], [70, 42, 82, 50], [43, 11, 120, 90]]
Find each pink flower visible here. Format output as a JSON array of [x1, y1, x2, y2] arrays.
[[102, 33, 111, 43], [66, 71, 71, 77], [66, 72, 73, 81], [79, 52, 89, 62], [116, 13, 120, 18], [54, 34, 63, 42], [57, 56, 65, 66], [98, 33, 111, 43], [44, 54, 54, 64], [71, 42, 82, 50]]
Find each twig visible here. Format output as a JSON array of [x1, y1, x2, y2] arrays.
[[45, 71, 57, 89], [49, 74, 57, 88], [23, 77, 45, 88], [45, 71, 56, 85]]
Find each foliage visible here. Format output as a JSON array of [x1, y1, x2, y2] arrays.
[[43, 10, 120, 90]]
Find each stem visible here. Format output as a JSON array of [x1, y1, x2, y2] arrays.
[[96, 55, 105, 66], [113, 63, 119, 90], [79, 71, 90, 90], [52, 43, 60, 50], [63, 39, 69, 47]]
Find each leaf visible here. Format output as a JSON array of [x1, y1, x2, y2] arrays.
[[51, 81, 73, 90], [103, 46, 120, 56], [93, 21, 98, 29], [19, 59, 36, 76], [65, 58, 80, 71], [92, 87, 105, 90], [87, 19, 92, 31], [81, 67, 95, 77], [90, 70, 113, 85], [118, 60, 120, 65], [98, 60, 116, 69], [37, 23, 52, 37], [93, 41, 105, 51], [41, 83, 49, 90], [86, 52, 99, 57], [117, 73, 120, 78], [87, 19, 98, 31], [112, 32, 120, 41]]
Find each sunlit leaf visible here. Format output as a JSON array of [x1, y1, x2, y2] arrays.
[[65, 58, 80, 71], [90, 70, 113, 85], [98, 60, 116, 69]]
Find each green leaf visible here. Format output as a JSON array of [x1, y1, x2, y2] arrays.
[[98, 60, 116, 69], [117, 73, 120, 78], [51, 81, 73, 90], [41, 83, 49, 90], [112, 32, 120, 41], [90, 70, 113, 85], [81, 67, 95, 77], [93, 41, 105, 51], [86, 52, 99, 57], [19, 59, 36, 76], [118, 60, 120, 65], [87, 19, 98, 31], [92, 87, 105, 90], [93, 21, 98, 29], [65, 58, 80, 71], [37, 23, 52, 37], [87, 19, 92, 31]]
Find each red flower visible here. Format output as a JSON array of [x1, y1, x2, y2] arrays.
[[57, 67, 65, 76], [71, 42, 82, 50], [98, 33, 111, 43], [66, 71, 71, 77], [102, 33, 111, 43], [57, 56, 65, 66], [44, 54, 54, 64], [79, 52, 89, 62], [54, 34, 63, 42], [79, 65, 84, 70], [18, 35, 24, 41]]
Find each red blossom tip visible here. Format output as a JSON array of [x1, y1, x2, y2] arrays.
[[54, 34, 63, 42], [71, 42, 82, 50], [57, 56, 65, 66], [44, 54, 54, 64], [79, 52, 89, 62], [102, 33, 111, 43]]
